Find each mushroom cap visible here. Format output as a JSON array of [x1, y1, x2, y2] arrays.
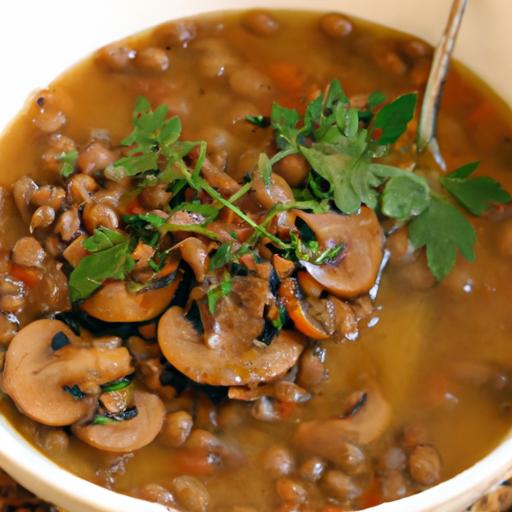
[[158, 277, 305, 386], [295, 208, 383, 298], [292, 382, 391, 463], [3, 319, 131, 426], [73, 391, 165, 452], [81, 278, 180, 323]]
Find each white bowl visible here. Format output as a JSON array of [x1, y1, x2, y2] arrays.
[[0, 1, 511, 511]]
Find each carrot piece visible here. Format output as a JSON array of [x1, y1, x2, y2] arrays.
[[267, 62, 305, 93], [360, 477, 382, 508], [279, 278, 330, 340], [156, 257, 180, 278], [424, 371, 460, 409], [273, 254, 296, 280], [138, 322, 157, 340], [218, 206, 237, 225], [10, 264, 42, 288], [277, 400, 296, 419], [125, 197, 144, 215]]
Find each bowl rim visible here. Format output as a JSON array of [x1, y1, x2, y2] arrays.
[[0, 2, 511, 511]]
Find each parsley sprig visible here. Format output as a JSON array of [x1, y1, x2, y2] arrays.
[[248, 80, 511, 281], [68, 82, 511, 302]]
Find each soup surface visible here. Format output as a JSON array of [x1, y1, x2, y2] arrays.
[[0, 9, 512, 512]]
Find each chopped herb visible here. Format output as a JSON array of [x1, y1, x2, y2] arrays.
[[372, 92, 418, 145], [209, 243, 233, 271], [246, 114, 271, 128], [69, 228, 135, 302], [58, 150, 78, 178], [92, 406, 138, 425], [408, 196, 476, 281], [207, 273, 233, 314], [101, 375, 134, 392], [63, 384, 85, 400], [367, 91, 387, 111], [290, 233, 344, 265], [440, 161, 512, 216]]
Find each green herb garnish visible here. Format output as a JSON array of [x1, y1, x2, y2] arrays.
[[101, 375, 134, 393], [246, 114, 271, 128], [69, 228, 135, 302], [248, 80, 511, 280], [408, 196, 476, 281], [440, 161, 512, 216], [92, 407, 138, 425], [372, 93, 417, 144], [207, 273, 233, 314], [58, 150, 78, 178]]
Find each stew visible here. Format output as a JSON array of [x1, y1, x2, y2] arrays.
[[0, 9, 511, 512]]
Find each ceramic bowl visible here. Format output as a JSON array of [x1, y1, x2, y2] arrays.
[[0, 1, 511, 510]]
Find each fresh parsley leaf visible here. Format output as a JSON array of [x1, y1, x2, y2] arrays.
[[373, 93, 418, 145], [300, 147, 382, 214], [114, 152, 159, 177], [381, 174, 430, 220], [246, 115, 271, 128], [82, 228, 126, 252], [271, 103, 300, 149], [440, 161, 512, 216], [58, 150, 78, 178], [368, 91, 387, 111], [123, 213, 165, 246], [209, 243, 233, 271], [324, 80, 349, 111], [408, 196, 476, 281], [69, 229, 135, 302], [304, 95, 323, 131], [207, 273, 233, 314]]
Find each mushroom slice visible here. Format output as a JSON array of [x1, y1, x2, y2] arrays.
[[292, 383, 391, 463], [158, 276, 305, 386], [295, 208, 383, 298], [3, 320, 133, 426], [73, 391, 165, 452], [81, 277, 180, 323], [176, 237, 211, 283]]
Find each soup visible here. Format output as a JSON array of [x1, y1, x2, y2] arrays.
[[0, 8, 511, 512]]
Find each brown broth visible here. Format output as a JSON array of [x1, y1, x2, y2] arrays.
[[0, 9, 512, 511]]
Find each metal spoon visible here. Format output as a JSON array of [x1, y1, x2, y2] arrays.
[[417, 0, 468, 170]]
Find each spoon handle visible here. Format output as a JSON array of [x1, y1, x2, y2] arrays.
[[417, 0, 468, 169]]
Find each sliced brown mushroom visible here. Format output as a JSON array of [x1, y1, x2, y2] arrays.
[[294, 208, 383, 298], [292, 383, 391, 464], [200, 156, 241, 196], [81, 277, 180, 322], [2, 320, 133, 426], [177, 237, 211, 283], [158, 276, 305, 386], [252, 172, 294, 210], [73, 391, 165, 452]]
